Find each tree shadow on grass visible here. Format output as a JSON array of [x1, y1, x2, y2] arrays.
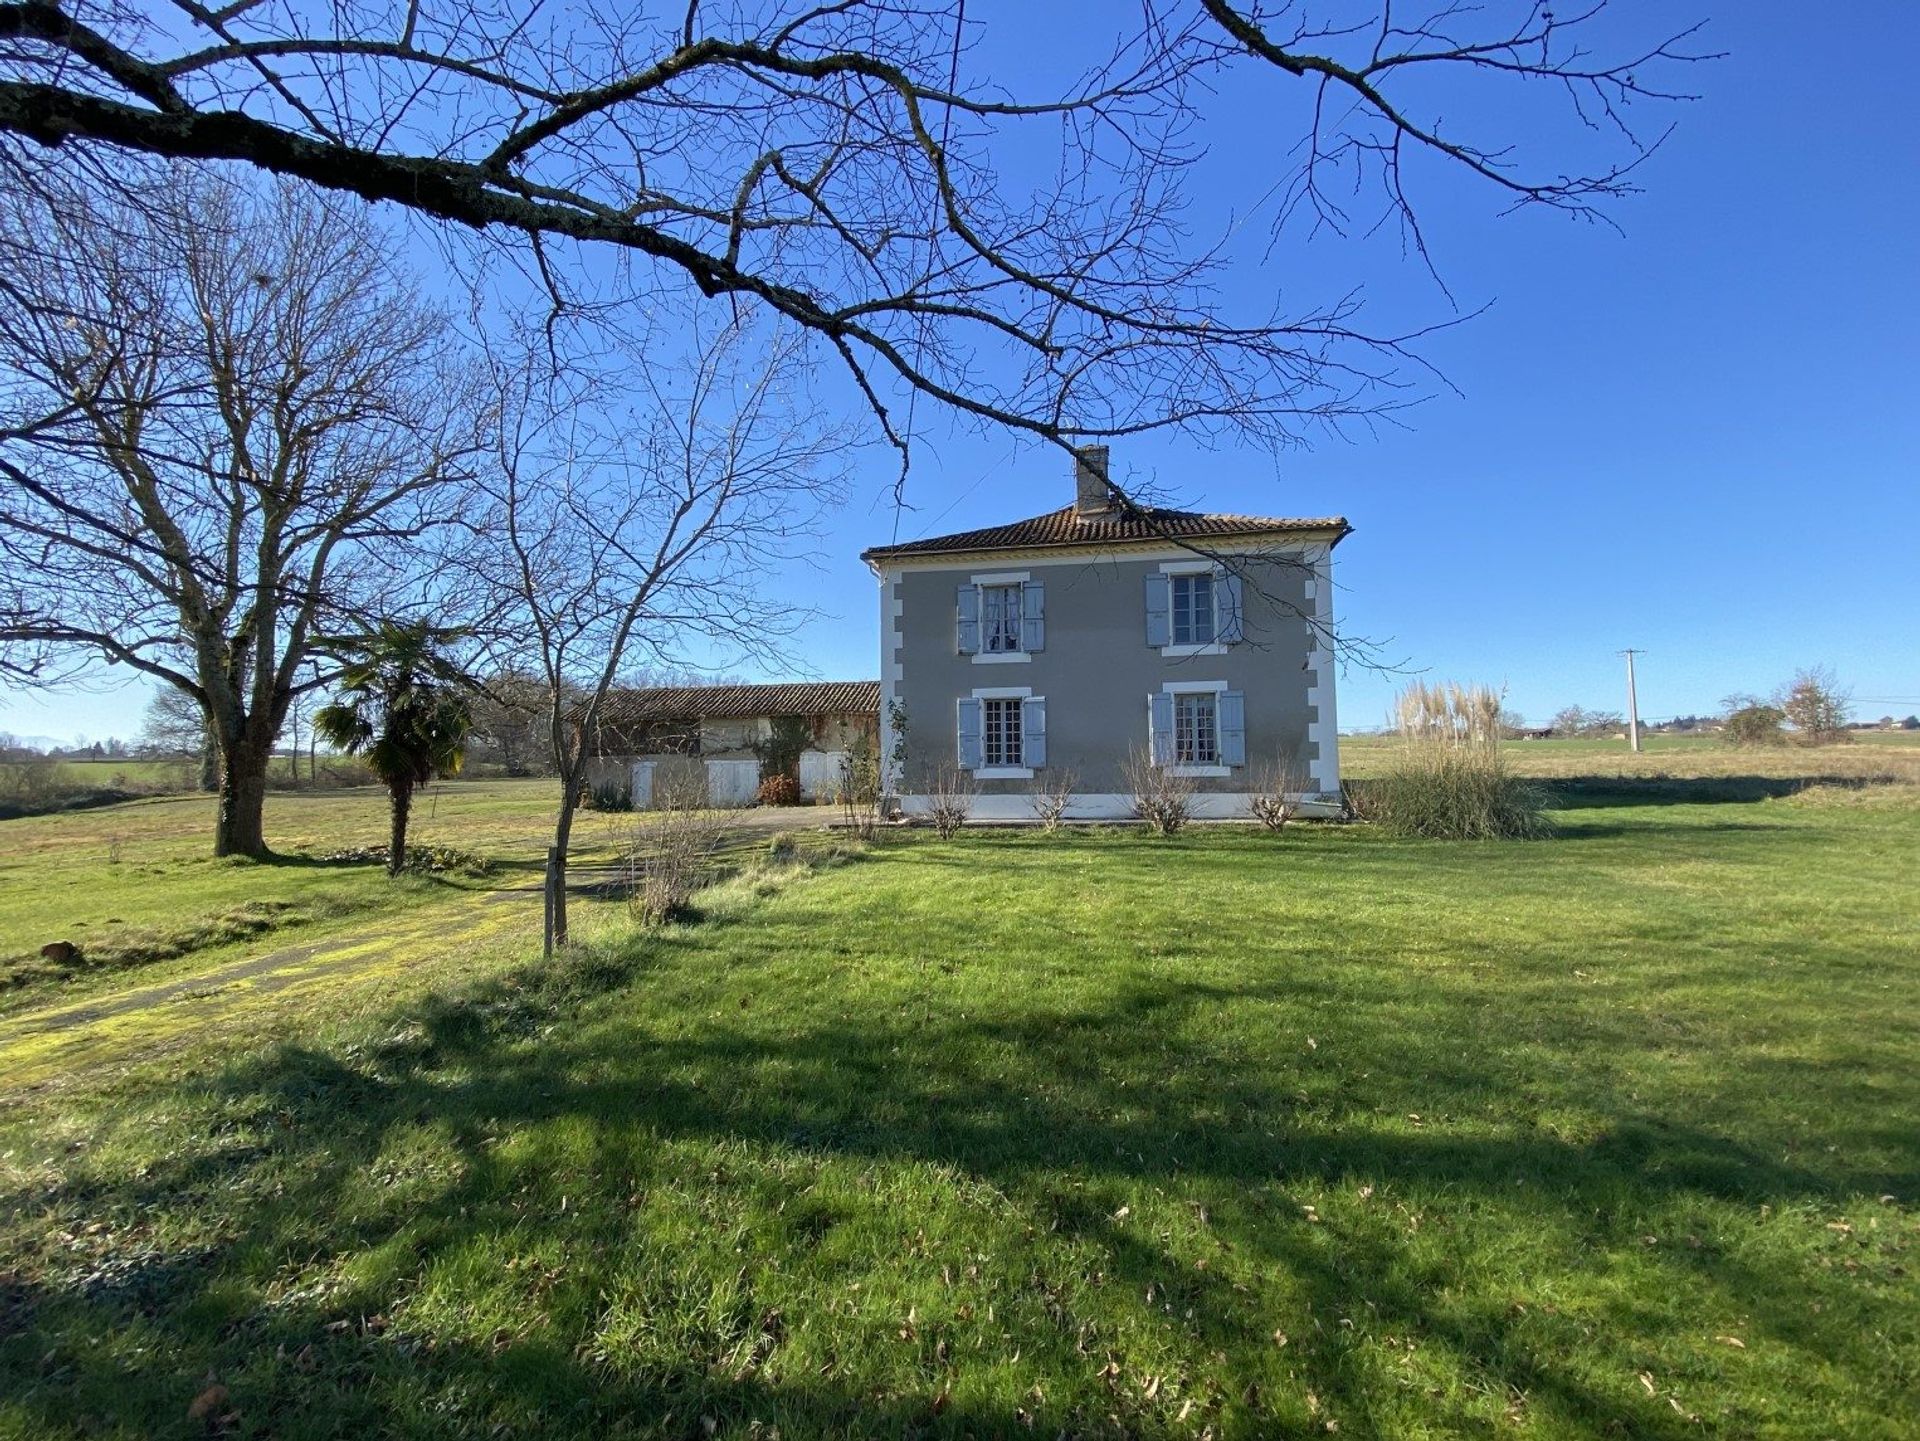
[[2, 915, 1913, 1439]]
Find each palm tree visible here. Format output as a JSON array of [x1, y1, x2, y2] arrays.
[[313, 623, 477, 876]]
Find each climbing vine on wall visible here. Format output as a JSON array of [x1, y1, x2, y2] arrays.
[[756, 715, 814, 781]]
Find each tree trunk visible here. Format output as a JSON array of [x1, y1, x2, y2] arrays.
[[388, 782, 413, 877], [550, 785, 579, 945], [198, 733, 219, 793], [214, 739, 270, 857]]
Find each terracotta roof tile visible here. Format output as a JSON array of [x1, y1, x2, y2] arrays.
[[593, 680, 879, 726], [861, 505, 1348, 561]]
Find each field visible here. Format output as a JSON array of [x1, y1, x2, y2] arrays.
[[1340, 729, 1920, 781], [0, 740, 1914, 1438], [0, 780, 610, 1013]]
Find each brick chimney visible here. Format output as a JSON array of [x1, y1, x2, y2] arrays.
[[1073, 443, 1113, 518]]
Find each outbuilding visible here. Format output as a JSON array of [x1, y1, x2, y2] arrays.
[[585, 681, 880, 807]]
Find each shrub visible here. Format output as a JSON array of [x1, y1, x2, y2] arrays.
[[1362, 748, 1551, 840], [837, 733, 882, 838], [1122, 747, 1194, 836], [924, 762, 975, 839], [628, 783, 729, 924], [1248, 752, 1308, 831], [1781, 666, 1851, 746], [756, 772, 802, 806], [587, 779, 633, 811], [1723, 701, 1787, 747], [1366, 681, 1551, 840], [1027, 768, 1076, 832]]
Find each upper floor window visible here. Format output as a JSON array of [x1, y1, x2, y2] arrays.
[[982, 583, 1023, 654], [1146, 566, 1241, 652], [1171, 573, 1215, 646], [958, 577, 1044, 659]]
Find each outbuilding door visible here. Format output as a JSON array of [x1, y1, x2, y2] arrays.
[[704, 759, 760, 807]]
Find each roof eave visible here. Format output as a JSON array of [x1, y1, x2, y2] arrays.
[[861, 519, 1352, 566]]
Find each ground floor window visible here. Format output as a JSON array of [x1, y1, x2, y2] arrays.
[[983, 696, 1023, 767], [1174, 691, 1218, 766]]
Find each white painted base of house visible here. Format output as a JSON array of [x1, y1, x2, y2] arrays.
[[893, 791, 1345, 822]]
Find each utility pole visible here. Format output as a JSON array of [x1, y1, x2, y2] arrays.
[[1620, 649, 1644, 753]]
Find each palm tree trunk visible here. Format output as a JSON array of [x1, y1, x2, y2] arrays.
[[388, 781, 412, 877]]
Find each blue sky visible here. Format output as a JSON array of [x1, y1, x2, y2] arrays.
[[5, 2, 1916, 744]]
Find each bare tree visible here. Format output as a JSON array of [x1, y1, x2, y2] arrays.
[[480, 315, 850, 946], [137, 683, 215, 790], [0, 2, 1710, 479], [468, 669, 557, 777], [0, 164, 481, 855], [1780, 667, 1851, 746]]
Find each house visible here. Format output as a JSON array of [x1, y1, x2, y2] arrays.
[[861, 446, 1349, 821], [586, 681, 879, 807]]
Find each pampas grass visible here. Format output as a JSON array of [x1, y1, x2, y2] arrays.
[[1358, 683, 1552, 840]]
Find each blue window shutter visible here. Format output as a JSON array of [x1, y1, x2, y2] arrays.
[[956, 697, 983, 769], [956, 585, 981, 654], [1219, 690, 1247, 766], [1218, 570, 1245, 644], [1021, 580, 1045, 652], [1021, 695, 1047, 768], [1149, 692, 1175, 765], [1144, 573, 1171, 647]]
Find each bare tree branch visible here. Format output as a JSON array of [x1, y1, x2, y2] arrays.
[[0, 1, 1710, 478]]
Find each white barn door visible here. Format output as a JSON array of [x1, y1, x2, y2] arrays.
[[704, 758, 759, 807]]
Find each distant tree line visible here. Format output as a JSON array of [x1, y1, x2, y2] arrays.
[[1535, 667, 1862, 747]]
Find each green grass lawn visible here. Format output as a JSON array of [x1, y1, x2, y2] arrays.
[[0, 780, 623, 1010], [2, 788, 1914, 1438]]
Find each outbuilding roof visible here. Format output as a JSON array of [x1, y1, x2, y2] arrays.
[[861, 505, 1348, 562], [592, 680, 880, 726]]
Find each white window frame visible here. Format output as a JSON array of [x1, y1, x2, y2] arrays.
[[970, 684, 1034, 778], [971, 571, 1032, 664], [1160, 679, 1231, 776], [1158, 559, 1226, 657]]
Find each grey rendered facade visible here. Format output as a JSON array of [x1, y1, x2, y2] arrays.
[[864, 450, 1348, 821]]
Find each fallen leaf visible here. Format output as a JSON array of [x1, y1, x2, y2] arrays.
[[1638, 1372, 1656, 1396], [1715, 1335, 1746, 1349], [187, 1384, 229, 1421]]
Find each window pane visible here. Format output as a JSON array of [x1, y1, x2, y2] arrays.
[[982, 697, 1023, 767], [1189, 575, 1214, 644], [1173, 693, 1218, 765], [1170, 574, 1214, 646], [983, 584, 1022, 652]]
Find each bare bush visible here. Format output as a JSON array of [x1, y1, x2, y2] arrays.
[[924, 763, 976, 840], [1781, 667, 1852, 746], [1249, 753, 1310, 832], [1027, 769, 1078, 833], [628, 779, 730, 925], [836, 734, 882, 840], [1123, 748, 1195, 837]]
